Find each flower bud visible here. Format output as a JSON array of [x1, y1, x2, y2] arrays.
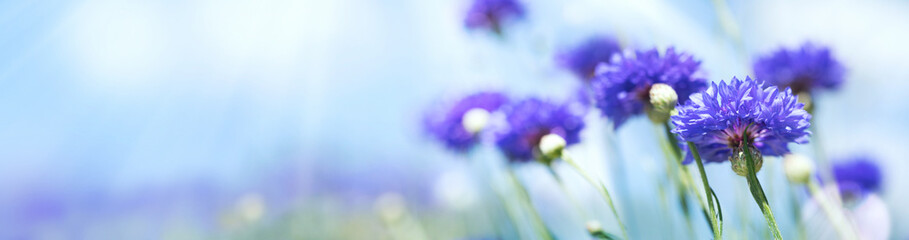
[[729, 145, 763, 176], [783, 154, 814, 184], [586, 220, 603, 234], [647, 83, 678, 123], [539, 134, 567, 159], [461, 108, 491, 134]]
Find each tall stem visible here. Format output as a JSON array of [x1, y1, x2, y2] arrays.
[[806, 179, 859, 240], [654, 123, 704, 238], [603, 123, 638, 235], [469, 152, 520, 239], [546, 165, 590, 220], [788, 183, 807, 240], [687, 142, 723, 240], [562, 151, 628, 240], [506, 169, 555, 240], [741, 136, 782, 239], [809, 105, 842, 202]]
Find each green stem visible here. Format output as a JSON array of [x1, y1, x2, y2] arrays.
[[687, 142, 723, 240], [806, 179, 859, 240], [653, 123, 697, 238], [469, 152, 523, 239], [506, 169, 555, 240], [603, 123, 638, 235], [590, 229, 623, 240], [788, 184, 807, 240], [741, 134, 782, 240], [491, 180, 531, 240], [809, 105, 842, 201], [658, 122, 718, 238], [562, 151, 628, 240], [546, 165, 591, 220]]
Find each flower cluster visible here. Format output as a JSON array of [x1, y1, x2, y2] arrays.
[[672, 77, 811, 172], [424, 92, 509, 152], [591, 47, 707, 128], [495, 97, 586, 162], [832, 156, 882, 198], [557, 36, 622, 80], [464, 0, 525, 34], [753, 43, 845, 94]]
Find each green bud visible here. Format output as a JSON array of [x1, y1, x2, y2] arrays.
[[729, 145, 763, 176]]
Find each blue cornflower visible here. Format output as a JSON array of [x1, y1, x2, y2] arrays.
[[753, 42, 845, 94], [495, 97, 586, 162], [557, 36, 622, 80], [832, 156, 882, 198], [464, 0, 525, 34], [591, 47, 707, 128], [424, 92, 509, 152], [672, 77, 811, 174]]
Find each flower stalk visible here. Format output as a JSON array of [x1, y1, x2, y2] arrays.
[[806, 178, 859, 240], [687, 141, 723, 240], [741, 126, 782, 239], [505, 169, 555, 240], [654, 123, 703, 238], [561, 150, 628, 240]]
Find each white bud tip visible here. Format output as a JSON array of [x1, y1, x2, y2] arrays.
[[462, 108, 491, 134], [784, 154, 815, 184], [649, 83, 678, 107], [586, 220, 603, 233], [539, 134, 567, 157]]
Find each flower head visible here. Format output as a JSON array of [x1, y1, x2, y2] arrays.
[[495, 97, 586, 162], [591, 47, 707, 128], [832, 156, 882, 199], [557, 36, 622, 80], [753, 42, 845, 94], [464, 0, 525, 34], [672, 77, 811, 173], [424, 92, 509, 152]]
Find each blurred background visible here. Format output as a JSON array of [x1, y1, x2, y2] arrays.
[[1, 0, 908, 239]]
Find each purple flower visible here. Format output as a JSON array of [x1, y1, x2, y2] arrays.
[[464, 0, 525, 34], [495, 97, 586, 162], [591, 47, 707, 128], [557, 36, 622, 80], [832, 156, 882, 198], [753, 42, 845, 94], [424, 92, 509, 152], [672, 77, 811, 167]]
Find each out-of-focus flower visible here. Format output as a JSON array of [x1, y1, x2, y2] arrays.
[[464, 0, 525, 34], [672, 77, 811, 175], [753, 42, 845, 95], [424, 92, 509, 152], [495, 97, 586, 162], [832, 156, 882, 201], [591, 47, 707, 128], [556, 36, 622, 80]]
